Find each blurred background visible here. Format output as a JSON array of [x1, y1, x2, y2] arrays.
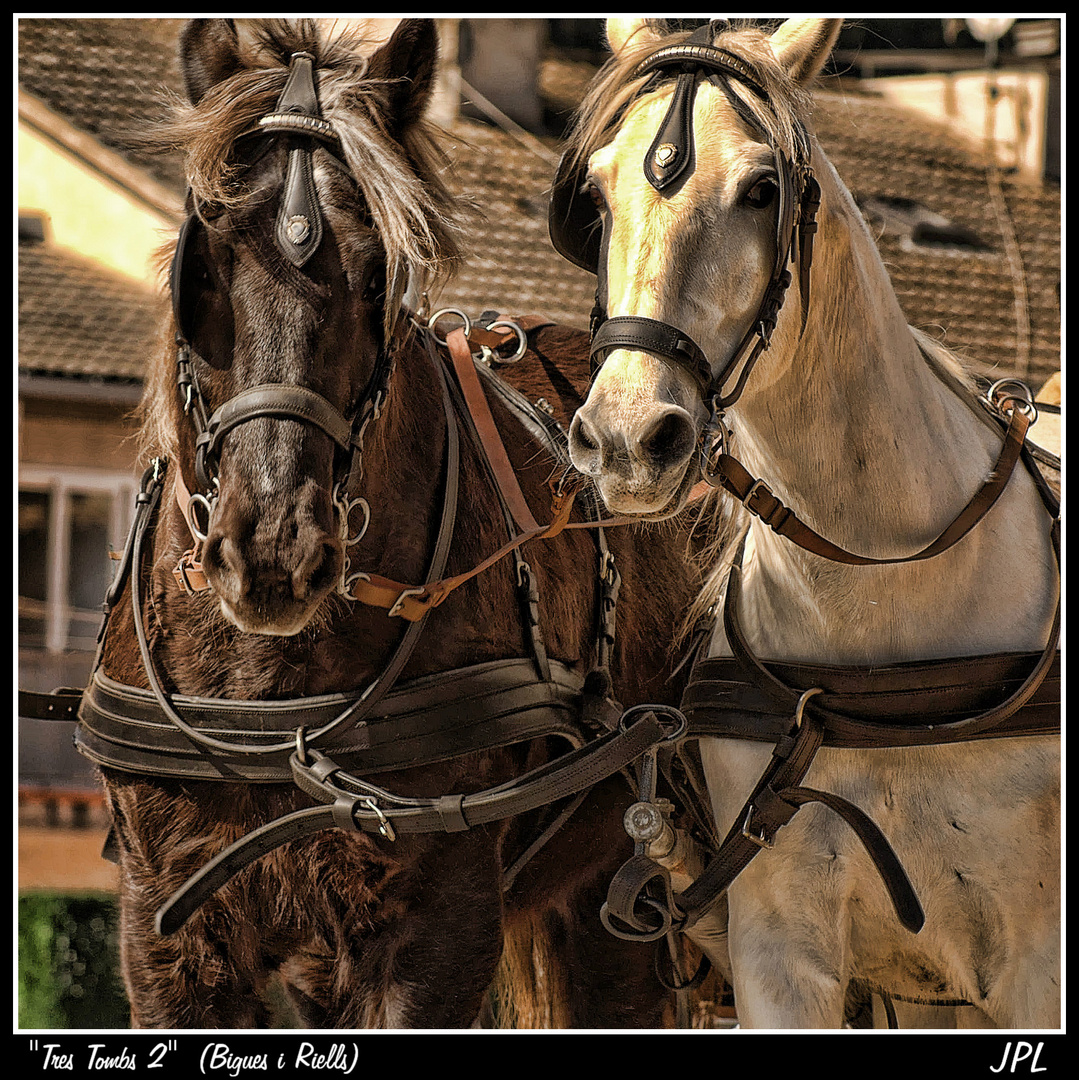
[[17, 17, 1061, 1029]]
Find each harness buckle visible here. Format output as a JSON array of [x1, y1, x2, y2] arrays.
[[742, 478, 772, 511], [362, 798, 396, 841], [388, 585, 428, 619], [741, 805, 775, 850]]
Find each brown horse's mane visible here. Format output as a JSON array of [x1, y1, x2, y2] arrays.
[[136, 19, 471, 467]]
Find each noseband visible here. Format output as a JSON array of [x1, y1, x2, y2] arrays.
[[170, 51, 393, 586], [548, 22, 821, 412]]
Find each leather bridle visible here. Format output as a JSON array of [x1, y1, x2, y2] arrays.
[[170, 50, 395, 593], [548, 21, 821, 413]]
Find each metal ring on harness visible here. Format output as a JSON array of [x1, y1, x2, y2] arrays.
[[619, 703, 687, 742], [186, 490, 216, 543], [988, 377, 1039, 422], [429, 307, 472, 346], [484, 319, 528, 363], [600, 892, 674, 943]]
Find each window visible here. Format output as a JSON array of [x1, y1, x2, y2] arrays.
[[18, 469, 137, 653]]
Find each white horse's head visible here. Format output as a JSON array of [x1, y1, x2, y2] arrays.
[[563, 18, 841, 516]]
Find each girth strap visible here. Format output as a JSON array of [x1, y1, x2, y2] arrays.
[[74, 659, 591, 782]]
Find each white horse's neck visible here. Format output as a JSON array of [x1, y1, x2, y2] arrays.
[[710, 155, 1057, 666]]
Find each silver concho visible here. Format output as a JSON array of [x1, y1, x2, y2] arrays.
[[286, 215, 311, 245], [654, 143, 678, 168]]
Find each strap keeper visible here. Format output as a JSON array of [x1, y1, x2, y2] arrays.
[[332, 795, 359, 832], [436, 794, 469, 833], [752, 784, 800, 833]]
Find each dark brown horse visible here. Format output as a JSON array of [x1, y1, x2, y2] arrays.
[[78, 19, 703, 1028]]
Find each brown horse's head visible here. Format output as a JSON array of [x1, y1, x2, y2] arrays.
[[157, 19, 459, 634]]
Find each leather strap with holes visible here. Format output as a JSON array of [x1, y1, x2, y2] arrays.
[[705, 405, 1031, 565]]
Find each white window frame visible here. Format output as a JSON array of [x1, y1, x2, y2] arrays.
[[18, 465, 139, 653]]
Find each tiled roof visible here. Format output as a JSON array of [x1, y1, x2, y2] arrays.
[[17, 17, 187, 193], [18, 234, 159, 383], [436, 120, 596, 329], [18, 20, 1059, 389]]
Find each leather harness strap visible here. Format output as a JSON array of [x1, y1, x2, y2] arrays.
[[703, 404, 1032, 566], [604, 381, 1061, 948], [153, 704, 679, 935], [23, 309, 690, 937], [75, 659, 591, 782], [172, 317, 643, 620], [445, 324, 540, 533]]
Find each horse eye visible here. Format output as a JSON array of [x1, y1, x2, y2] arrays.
[[745, 178, 778, 209], [585, 182, 607, 212], [363, 264, 386, 302]]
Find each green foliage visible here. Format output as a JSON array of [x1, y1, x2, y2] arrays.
[[17, 894, 130, 1029]]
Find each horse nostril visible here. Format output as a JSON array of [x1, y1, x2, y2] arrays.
[[300, 539, 343, 599], [637, 408, 696, 469], [569, 413, 603, 473], [200, 533, 233, 579], [573, 415, 599, 453]]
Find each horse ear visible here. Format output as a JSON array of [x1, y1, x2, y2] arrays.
[[768, 18, 843, 85], [179, 19, 241, 104], [366, 18, 439, 126], [606, 18, 664, 57]]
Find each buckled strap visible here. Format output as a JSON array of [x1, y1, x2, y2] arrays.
[[154, 707, 676, 935], [18, 688, 83, 722], [674, 712, 925, 935], [706, 405, 1032, 566]]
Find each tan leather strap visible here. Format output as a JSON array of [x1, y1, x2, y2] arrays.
[[705, 405, 1031, 565], [347, 477, 589, 620], [171, 466, 210, 593], [445, 325, 540, 533]]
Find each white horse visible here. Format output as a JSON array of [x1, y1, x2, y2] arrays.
[[558, 18, 1060, 1029]]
